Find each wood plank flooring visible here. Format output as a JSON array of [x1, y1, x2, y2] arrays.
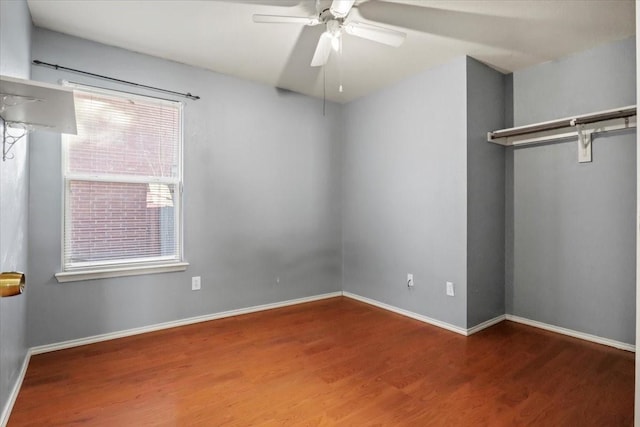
[[9, 297, 634, 426]]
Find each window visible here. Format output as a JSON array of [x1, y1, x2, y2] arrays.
[[56, 85, 186, 282]]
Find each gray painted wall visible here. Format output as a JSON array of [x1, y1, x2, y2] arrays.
[[27, 28, 343, 347], [341, 56, 508, 330], [466, 58, 505, 328], [508, 36, 636, 344], [0, 0, 31, 419], [342, 57, 469, 328]]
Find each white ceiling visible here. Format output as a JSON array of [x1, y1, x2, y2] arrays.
[[27, 0, 635, 103]]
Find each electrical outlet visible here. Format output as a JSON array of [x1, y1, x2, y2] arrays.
[[192, 276, 201, 291], [446, 281, 455, 297], [407, 273, 414, 288]]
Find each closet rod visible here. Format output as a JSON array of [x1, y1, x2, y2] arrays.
[[32, 60, 200, 101], [488, 105, 635, 140]]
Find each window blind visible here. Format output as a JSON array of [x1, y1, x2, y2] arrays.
[[62, 87, 183, 271]]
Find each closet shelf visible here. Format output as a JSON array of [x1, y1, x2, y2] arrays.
[[1, 75, 77, 160], [487, 105, 636, 163]]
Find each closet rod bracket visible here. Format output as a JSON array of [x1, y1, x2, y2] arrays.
[[574, 123, 592, 163]]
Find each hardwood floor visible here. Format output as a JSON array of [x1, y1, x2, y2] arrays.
[[9, 297, 634, 426]]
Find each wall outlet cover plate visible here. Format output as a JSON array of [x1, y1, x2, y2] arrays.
[[446, 281, 454, 296]]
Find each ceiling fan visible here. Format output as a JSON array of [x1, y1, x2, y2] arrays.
[[253, 0, 407, 68]]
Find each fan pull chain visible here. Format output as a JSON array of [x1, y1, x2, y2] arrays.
[[323, 65, 326, 116], [338, 35, 344, 93]]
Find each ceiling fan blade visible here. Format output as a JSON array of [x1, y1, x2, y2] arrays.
[[356, 2, 519, 52], [253, 14, 319, 25], [330, 0, 355, 18], [310, 32, 333, 67], [344, 22, 406, 47], [276, 25, 324, 92]]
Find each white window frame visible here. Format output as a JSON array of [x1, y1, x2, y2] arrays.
[[55, 84, 188, 283]]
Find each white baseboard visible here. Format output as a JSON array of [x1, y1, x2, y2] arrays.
[[342, 292, 507, 336], [342, 291, 469, 335], [30, 291, 342, 355], [341, 292, 636, 352], [0, 350, 31, 427], [506, 314, 635, 352], [467, 314, 507, 335]]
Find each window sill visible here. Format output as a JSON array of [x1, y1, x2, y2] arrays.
[[55, 262, 190, 283]]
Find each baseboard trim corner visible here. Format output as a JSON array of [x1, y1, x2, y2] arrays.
[[342, 291, 469, 336], [467, 315, 506, 335], [0, 350, 31, 427], [30, 291, 343, 355], [506, 314, 635, 352]]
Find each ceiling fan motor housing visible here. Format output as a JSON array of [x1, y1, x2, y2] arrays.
[[254, 0, 406, 68], [326, 19, 342, 36]]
